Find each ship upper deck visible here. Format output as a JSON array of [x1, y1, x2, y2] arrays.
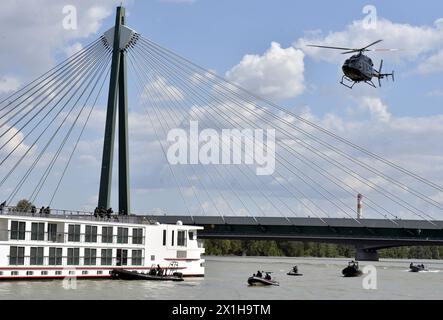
[[0, 207, 158, 226]]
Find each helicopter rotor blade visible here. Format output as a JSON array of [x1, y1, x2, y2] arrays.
[[370, 48, 401, 52], [362, 39, 383, 50], [306, 44, 356, 51]]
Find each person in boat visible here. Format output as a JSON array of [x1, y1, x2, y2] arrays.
[[265, 273, 272, 281], [410, 263, 414, 269], [256, 270, 263, 278], [157, 264, 164, 276], [292, 266, 298, 274]]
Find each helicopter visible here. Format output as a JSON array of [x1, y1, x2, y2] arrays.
[[307, 40, 396, 89]]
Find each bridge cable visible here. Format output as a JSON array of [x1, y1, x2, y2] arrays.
[[140, 37, 438, 222], [141, 37, 443, 195]]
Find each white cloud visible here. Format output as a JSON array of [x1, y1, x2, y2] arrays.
[[358, 96, 391, 123], [64, 42, 84, 58], [0, 0, 124, 77], [415, 50, 443, 74], [226, 42, 305, 100]]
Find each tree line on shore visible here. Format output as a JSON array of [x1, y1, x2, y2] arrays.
[[204, 239, 443, 260]]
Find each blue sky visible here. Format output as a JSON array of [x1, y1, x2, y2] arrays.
[[1, 0, 443, 218]]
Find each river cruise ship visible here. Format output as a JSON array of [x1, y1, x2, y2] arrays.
[[0, 207, 205, 280]]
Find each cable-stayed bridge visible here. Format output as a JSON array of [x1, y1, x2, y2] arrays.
[[1, 7, 443, 261]]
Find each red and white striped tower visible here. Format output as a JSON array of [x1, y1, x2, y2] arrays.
[[357, 194, 363, 219]]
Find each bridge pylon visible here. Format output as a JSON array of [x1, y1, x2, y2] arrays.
[[98, 6, 137, 215]]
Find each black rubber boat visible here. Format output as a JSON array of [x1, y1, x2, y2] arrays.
[[409, 264, 428, 273], [287, 271, 303, 276], [247, 276, 279, 286], [342, 261, 363, 277], [287, 266, 303, 276], [111, 269, 184, 281]]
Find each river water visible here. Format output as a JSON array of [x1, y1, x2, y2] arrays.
[[0, 256, 442, 300]]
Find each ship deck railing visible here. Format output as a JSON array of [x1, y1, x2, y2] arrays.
[[0, 207, 158, 225]]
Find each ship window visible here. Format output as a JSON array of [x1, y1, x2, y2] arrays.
[[101, 249, 113, 266], [48, 224, 58, 242], [41, 271, 48, 276], [102, 227, 113, 244], [11, 271, 19, 276], [116, 249, 128, 266], [177, 231, 187, 247], [67, 248, 80, 265], [55, 271, 62, 276], [132, 250, 143, 266], [10, 221, 25, 240], [9, 246, 25, 266], [97, 271, 103, 275], [31, 223, 45, 241], [49, 248, 63, 266], [69, 271, 75, 275], [163, 230, 166, 246], [68, 225, 81, 242], [82, 271, 88, 275], [132, 228, 143, 245], [117, 227, 129, 244], [30, 247, 44, 265], [0, 271, 3, 276], [27, 271, 34, 276], [84, 248, 97, 266], [151, 255, 155, 261], [85, 226, 98, 243], [171, 231, 175, 246], [189, 232, 195, 240]]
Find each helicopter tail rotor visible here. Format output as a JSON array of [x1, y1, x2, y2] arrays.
[[378, 60, 384, 87]]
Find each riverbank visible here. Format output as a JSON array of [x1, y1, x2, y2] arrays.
[[204, 240, 443, 260]]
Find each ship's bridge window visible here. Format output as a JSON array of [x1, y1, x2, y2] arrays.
[[101, 249, 113, 266], [116, 249, 128, 266], [9, 246, 25, 266], [48, 224, 58, 242], [102, 227, 113, 244], [68, 225, 81, 242], [31, 223, 45, 241], [84, 248, 97, 266], [67, 248, 80, 266], [132, 250, 143, 266], [117, 227, 129, 244], [177, 231, 187, 247], [189, 232, 196, 241], [10, 221, 25, 240], [85, 226, 98, 243], [49, 248, 63, 266], [30, 247, 44, 265], [132, 228, 144, 245]]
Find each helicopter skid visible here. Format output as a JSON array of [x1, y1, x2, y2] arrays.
[[340, 75, 377, 89]]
